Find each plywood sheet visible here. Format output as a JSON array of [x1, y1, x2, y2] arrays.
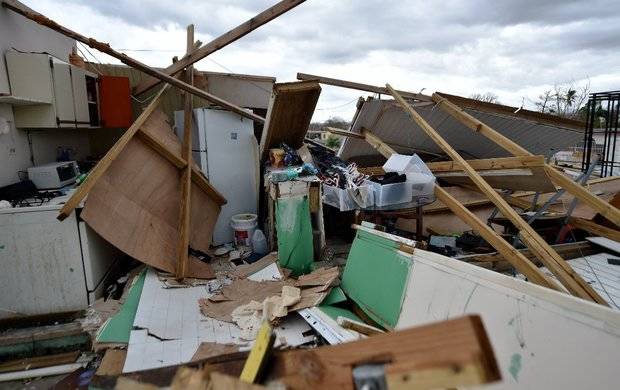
[[259, 81, 321, 158], [81, 110, 219, 278]]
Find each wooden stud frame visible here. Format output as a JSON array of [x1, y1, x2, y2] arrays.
[[387, 84, 606, 305]]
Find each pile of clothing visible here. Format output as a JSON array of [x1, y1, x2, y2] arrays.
[[308, 145, 368, 190]]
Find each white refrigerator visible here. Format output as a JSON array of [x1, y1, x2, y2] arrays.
[[174, 108, 259, 246]]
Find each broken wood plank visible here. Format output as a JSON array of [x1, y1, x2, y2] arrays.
[[569, 217, 620, 242], [57, 84, 169, 221], [435, 166, 556, 192], [175, 24, 195, 279], [336, 317, 384, 336], [271, 315, 500, 389], [356, 127, 557, 289], [259, 81, 321, 158], [426, 155, 545, 172], [96, 350, 127, 376], [133, 0, 307, 95], [2, 0, 265, 124], [432, 92, 620, 227], [297, 72, 431, 101], [0, 351, 79, 373], [434, 185, 560, 289], [360, 127, 396, 158], [388, 84, 604, 304], [324, 126, 365, 139], [457, 241, 598, 272]]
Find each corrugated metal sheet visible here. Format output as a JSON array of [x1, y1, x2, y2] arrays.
[[339, 99, 584, 161]]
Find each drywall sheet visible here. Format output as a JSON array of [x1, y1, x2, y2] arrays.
[[341, 229, 411, 329], [81, 110, 220, 278], [276, 195, 314, 276], [259, 81, 321, 158], [398, 249, 620, 390], [123, 268, 312, 373]]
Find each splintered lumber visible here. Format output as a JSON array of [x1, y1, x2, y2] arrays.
[[426, 155, 545, 172], [297, 72, 431, 102], [434, 167, 556, 192], [457, 241, 598, 272], [57, 84, 169, 221], [80, 110, 220, 279], [271, 315, 500, 389], [2, 0, 264, 124], [569, 217, 620, 242], [324, 126, 365, 139], [134, 0, 307, 95], [434, 185, 560, 289], [388, 84, 607, 305], [432, 92, 620, 227], [356, 127, 557, 289], [259, 81, 321, 158], [175, 25, 195, 279]]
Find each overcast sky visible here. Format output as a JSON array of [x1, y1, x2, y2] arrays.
[[23, 0, 620, 121]]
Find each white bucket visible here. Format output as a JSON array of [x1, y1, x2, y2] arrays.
[[230, 213, 258, 248]]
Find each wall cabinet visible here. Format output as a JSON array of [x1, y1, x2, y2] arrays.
[[5, 52, 99, 128]]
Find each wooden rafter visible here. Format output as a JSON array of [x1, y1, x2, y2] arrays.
[[133, 0, 307, 95], [356, 126, 560, 291], [387, 84, 606, 305], [432, 93, 620, 227], [297, 72, 431, 102], [175, 25, 195, 279], [1, 0, 265, 124]]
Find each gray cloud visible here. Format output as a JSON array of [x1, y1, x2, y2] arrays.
[[21, 0, 620, 119]]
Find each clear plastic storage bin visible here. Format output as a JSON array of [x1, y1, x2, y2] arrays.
[[367, 180, 413, 207], [322, 183, 374, 211]]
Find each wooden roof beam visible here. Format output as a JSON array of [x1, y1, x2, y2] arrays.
[[297, 72, 432, 102], [133, 0, 307, 95], [2, 0, 265, 124], [433, 92, 620, 227], [358, 126, 561, 291], [388, 84, 607, 305]]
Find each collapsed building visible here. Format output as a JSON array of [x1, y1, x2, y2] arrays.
[[0, 0, 619, 389]]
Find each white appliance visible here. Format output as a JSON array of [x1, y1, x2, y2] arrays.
[[27, 161, 79, 189], [174, 108, 259, 245], [0, 195, 122, 319]]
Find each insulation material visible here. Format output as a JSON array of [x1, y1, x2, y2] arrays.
[[275, 195, 314, 276], [81, 110, 220, 278]]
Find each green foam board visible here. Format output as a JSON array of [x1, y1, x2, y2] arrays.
[[340, 230, 411, 329], [96, 269, 146, 344]]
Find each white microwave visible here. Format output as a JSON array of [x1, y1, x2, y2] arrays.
[[27, 161, 80, 189]]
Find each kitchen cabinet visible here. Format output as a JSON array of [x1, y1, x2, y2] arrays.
[[5, 51, 98, 128]]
